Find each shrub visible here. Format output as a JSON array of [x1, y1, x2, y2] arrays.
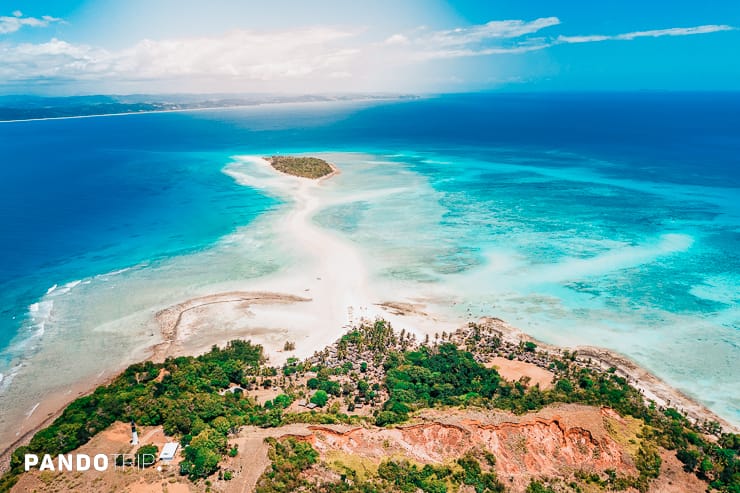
[[135, 444, 158, 467], [310, 390, 329, 407]]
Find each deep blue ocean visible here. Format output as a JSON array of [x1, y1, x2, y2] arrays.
[[0, 93, 738, 420]]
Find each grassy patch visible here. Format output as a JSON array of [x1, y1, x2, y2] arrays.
[[604, 414, 645, 457], [325, 450, 380, 482]]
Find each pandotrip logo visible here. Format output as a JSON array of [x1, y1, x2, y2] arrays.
[[24, 453, 156, 472]]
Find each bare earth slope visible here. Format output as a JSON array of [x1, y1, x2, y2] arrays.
[[12, 404, 704, 493]]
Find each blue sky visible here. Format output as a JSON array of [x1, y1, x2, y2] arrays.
[[1, 0, 738, 94]]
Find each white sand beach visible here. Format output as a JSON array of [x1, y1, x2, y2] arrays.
[[0, 156, 459, 458], [210, 156, 459, 363]]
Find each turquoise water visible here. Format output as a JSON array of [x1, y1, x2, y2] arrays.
[[0, 94, 738, 434], [313, 151, 738, 421]]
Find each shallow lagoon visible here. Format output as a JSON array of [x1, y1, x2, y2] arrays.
[[1, 94, 738, 446]]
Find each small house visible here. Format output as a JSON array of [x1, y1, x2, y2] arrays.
[[159, 442, 180, 461]]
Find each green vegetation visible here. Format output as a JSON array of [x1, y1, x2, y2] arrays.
[[307, 375, 341, 396], [525, 480, 556, 493], [135, 444, 158, 467], [377, 340, 646, 423], [256, 439, 505, 493], [1, 340, 275, 489], [256, 437, 318, 493], [268, 155, 334, 179], [379, 343, 500, 425], [657, 417, 740, 491], [372, 327, 739, 492], [1, 320, 738, 493], [311, 390, 329, 407]]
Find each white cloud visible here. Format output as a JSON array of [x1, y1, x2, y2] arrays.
[[395, 20, 735, 60], [0, 39, 110, 81], [427, 17, 560, 47], [0, 16, 735, 92], [0, 12, 62, 34], [114, 28, 356, 80], [0, 27, 358, 83], [384, 34, 408, 45], [555, 35, 609, 44], [557, 24, 734, 44], [616, 24, 734, 39], [382, 17, 559, 61], [415, 43, 550, 61]]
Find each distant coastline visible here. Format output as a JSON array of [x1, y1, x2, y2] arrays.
[[0, 94, 420, 123]]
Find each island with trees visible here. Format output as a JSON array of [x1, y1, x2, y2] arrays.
[[265, 156, 336, 179]]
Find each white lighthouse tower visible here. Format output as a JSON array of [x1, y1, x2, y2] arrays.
[[131, 420, 139, 445]]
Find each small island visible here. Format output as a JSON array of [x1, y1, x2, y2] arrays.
[[265, 156, 336, 179]]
